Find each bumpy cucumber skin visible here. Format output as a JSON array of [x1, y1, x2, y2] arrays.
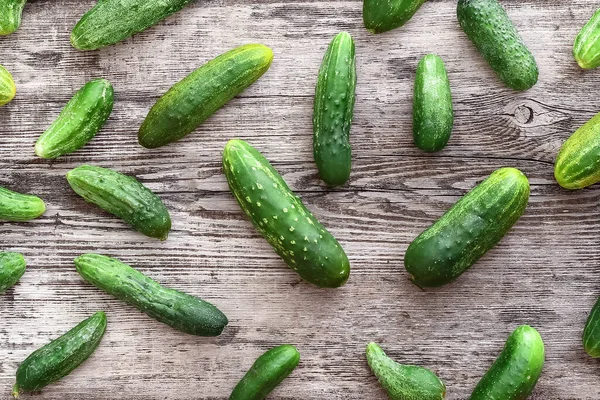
[[74, 254, 228, 336], [457, 0, 538, 91], [313, 32, 356, 187], [139, 44, 273, 149], [66, 165, 171, 240], [405, 168, 529, 288], [71, 0, 195, 50], [0, 65, 16, 105], [363, 0, 426, 34], [574, 9, 600, 69], [366, 342, 446, 400], [35, 79, 114, 159], [12, 312, 107, 397], [583, 297, 600, 357], [229, 345, 300, 400], [413, 54, 453, 152], [0, 252, 26, 293], [223, 139, 350, 288], [0, 0, 27, 36], [554, 112, 600, 190], [0, 186, 45, 221], [470, 325, 545, 400]]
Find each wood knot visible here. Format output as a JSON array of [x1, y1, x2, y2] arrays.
[[514, 104, 534, 125]]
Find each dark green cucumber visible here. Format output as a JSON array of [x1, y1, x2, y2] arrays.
[[457, 0, 538, 91], [0, 64, 16, 105], [313, 31, 356, 187], [139, 44, 273, 149], [404, 167, 529, 288], [574, 9, 600, 69], [74, 254, 228, 336], [363, 0, 426, 34], [413, 54, 453, 152], [554, 112, 600, 189], [71, 0, 195, 50], [35, 79, 114, 159], [66, 165, 171, 240], [470, 325, 545, 400], [366, 342, 446, 400], [0, 0, 27, 36], [229, 345, 300, 400], [12, 311, 107, 397], [223, 139, 350, 288], [583, 296, 600, 357], [0, 252, 26, 293], [0, 185, 45, 221]]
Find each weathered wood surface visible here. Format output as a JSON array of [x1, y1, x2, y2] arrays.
[[1, 0, 600, 398]]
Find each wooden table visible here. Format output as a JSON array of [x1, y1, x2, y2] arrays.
[[1, 1, 599, 399]]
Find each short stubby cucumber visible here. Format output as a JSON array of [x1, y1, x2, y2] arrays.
[[366, 342, 446, 400], [0, 185, 46, 221], [0, 252, 26, 293], [363, 0, 426, 34], [0, 0, 27, 36], [470, 325, 545, 400], [413, 54, 453, 152], [12, 311, 107, 397], [139, 44, 273, 149], [313, 32, 356, 187], [583, 296, 600, 357], [555, 112, 600, 189], [574, 8, 600, 69], [229, 345, 300, 400], [0, 64, 16, 105], [404, 168, 529, 288], [66, 165, 171, 240], [457, 0, 538, 91], [71, 0, 196, 50], [74, 254, 228, 336], [223, 139, 350, 288], [35, 79, 114, 159]]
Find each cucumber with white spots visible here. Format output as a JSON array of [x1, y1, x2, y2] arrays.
[[0, 252, 26, 293], [223, 139, 350, 288], [0, 0, 27, 36], [0, 185, 46, 221], [574, 8, 600, 69]]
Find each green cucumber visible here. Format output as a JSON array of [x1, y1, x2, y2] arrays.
[[223, 139, 350, 288], [66, 165, 171, 240], [366, 342, 446, 400], [74, 254, 228, 336], [0, 0, 26, 36], [229, 345, 300, 400], [554, 112, 600, 189], [457, 0, 538, 91], [0, 252, 26, 293], [0, 65, 16, 105], [0, 186, 45, 221], [583, 296, 600, 357], [71, 0, 195, 51], [12, 311, 107, 397], [470, 325, 545, 400], [574, 8, 600, 69], [313, 31, 356, 187], [139, 44, 273, 149], [404, 167, 529, 288], [363, 0, 426, 34], [413, 54, 453, 152], [35, 79, 114, 159]]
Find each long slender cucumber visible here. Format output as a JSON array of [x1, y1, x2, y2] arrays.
[[0, 64, 16, 105], [0, 185, 45, 221], [0, 252, 26, 293]]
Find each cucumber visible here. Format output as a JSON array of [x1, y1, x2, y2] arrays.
[[71, 0, 195, 51], [74, 254, 228, 336], [0, 0, 26, 36], [457, 0, 538, 91], [413, 54, 453, 152], [0, 252, 26, 293], [0, 64, 16, 105], [404, 167, 529, 288], [470, 325, 545, 400], [574, 8, 600, 69], [554, 112, 600, 189], [313, 32, 356, 187], [366, 342, 446, 400], [139, 44, 273, 149], [66, 165, 171, 240], [35, 79, 114, 159], [583, 296, 600, 357], [223, 139, 350, 288], [12, 311, 107, 397], [229, 345, 300, 400], [363, 0, 426, 34], [0, 185, 46, 221]]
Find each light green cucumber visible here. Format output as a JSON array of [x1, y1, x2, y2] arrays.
[[0, 186, 45, 221], [574, 8, 600, 69], [0, 65, 16, 105], [0, 252, 26, 293], [363, 0, 426, 34], [0, 0, 27, 35]]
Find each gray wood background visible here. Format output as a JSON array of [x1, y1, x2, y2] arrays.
[[1, 0, 599, 398]]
